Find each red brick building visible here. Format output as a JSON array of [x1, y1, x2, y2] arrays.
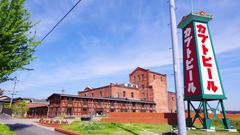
[[47, 67, 176, 117]]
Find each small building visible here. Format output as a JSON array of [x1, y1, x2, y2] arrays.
[[27, 103, 48, 118], [13, 97, 49, 118], [0, 95, 13, 115]]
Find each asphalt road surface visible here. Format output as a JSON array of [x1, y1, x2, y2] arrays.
[[0, 114, 65, 135]]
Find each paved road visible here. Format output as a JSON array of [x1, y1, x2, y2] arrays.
[[0, 114, 65, 135]]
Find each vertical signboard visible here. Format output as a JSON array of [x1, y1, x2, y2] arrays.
[[180, 13, 226, 100], [179, 12, 231, 130], [183, 23, 201, 99], [193, 22, 224, 98]]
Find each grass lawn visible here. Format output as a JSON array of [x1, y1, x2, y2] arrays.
[[0, 123, 15, 135], [60, 120, 240, 135]]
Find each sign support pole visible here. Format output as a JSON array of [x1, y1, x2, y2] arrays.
[[169, 0, 187, 134], [202, 100, 211, 129], [220, 99, 231, 129]]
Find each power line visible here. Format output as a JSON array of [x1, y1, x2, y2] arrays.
[[40, 0, 82, 42]]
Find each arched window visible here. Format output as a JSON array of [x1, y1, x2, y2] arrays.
[[142, 74, 144, 80], [100, 91, 102, 97], [131, 92, 134, 98], [123, 91, 126, 97]]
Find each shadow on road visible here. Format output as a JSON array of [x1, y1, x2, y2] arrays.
[[7, 123, 33, 131]]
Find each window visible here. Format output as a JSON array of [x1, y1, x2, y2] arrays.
[[134, 76, 136, 81], [140, 109, 146, 112], [138, 75, 141, 81], [67, 108, 72, 115], [110, 109, 115, 112], [142, 85, 145, 89], [153, 75, 156, 80], [132, 103, 136, 107], [97, 100, 101, 105], [121, 109, 127, 112], [100, 91, 102, 97], [67, 97, 73, 104], [131, 92, 134, 98], [123, 91, 126, 97], [141, 103, 145, 108], [84, 94, 87, 96], [110, 101, 114, 106], [160, 76, 163, 81], [83, 99, 87, 105], [172, 97, 174, 101], [142, 74, 144, 80], [82, 108, 88, 112], [92, 93, 94, 97]]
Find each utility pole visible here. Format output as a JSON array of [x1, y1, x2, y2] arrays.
[[169, 0, 187, 134], [9, 78, 18, 108]]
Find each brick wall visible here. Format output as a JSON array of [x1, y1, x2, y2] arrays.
[[168, 92, 176, 113], [129, 67, 169, 113], [79, 85, 111, 97], [78, 84, 141, 100], [101, 112, 177, 125]]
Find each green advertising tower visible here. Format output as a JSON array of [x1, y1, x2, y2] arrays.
[[178, 11, 235, 131]]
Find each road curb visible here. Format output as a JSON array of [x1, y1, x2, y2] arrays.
[[55, 127, 82, 135]]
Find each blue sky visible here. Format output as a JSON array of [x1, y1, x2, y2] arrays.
[[0, 0, 239, 110]]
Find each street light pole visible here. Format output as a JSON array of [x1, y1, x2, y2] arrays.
[[169, 0, 187, 134]]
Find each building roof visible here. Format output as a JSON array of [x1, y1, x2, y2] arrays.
[[0, 95, 11, 102], [48, 93, 155, 104], [28, 103, 48, 108], [79, 83, 139, 94], [13, 97, 48, 104], [129, 67, 166, 76], [13, 97, 31, 102], [168, 91, 176, 94], [30, 98, 48, 104]]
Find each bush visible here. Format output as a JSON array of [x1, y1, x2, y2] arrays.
[[11, 100, 29, 117], [83, 122, 102, 132], [0, 123, 15, 135], [231, 119, 240, 132]]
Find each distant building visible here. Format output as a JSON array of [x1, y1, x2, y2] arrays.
[[47, 67, 176, 117], [0, 95, 12, 114], [14, 97, 49, 118]]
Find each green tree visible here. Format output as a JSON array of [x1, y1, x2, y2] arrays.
[[0, 0, 40, 83], [12, 100, 29, 117]]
